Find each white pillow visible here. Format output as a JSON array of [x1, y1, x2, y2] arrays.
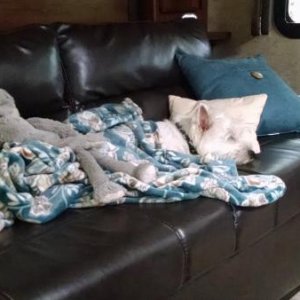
[[169, 94, 267, 132]]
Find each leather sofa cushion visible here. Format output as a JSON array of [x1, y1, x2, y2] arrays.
[[239, 133, 300, 226], [221, 134, 300, 251], [57, 20, 210, 107], [171, 214, 300, 300], [0, 207, 184, 300], [232, 199, 277, 250], [0, 25, 66, 119], [0, 200, 236, 299], [128, 198, 236, 280]]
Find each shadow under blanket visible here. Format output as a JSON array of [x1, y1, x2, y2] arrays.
[[0, 99, 286, 231]]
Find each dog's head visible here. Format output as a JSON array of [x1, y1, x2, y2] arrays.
[[0, 89, 20, 118], [174, 102, 261, 165]]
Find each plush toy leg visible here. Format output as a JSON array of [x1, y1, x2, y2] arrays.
[[28, 118, 78, 138], [75, 148, 125, 204], [90, 150, 157, 183]]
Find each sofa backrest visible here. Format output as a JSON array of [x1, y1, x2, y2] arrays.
[[0, 20, 210, 120], [0, 25, 67, 119], [57, 20, 210, 119]]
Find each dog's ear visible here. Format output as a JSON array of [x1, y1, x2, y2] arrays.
[[198, 104, 210, 131]]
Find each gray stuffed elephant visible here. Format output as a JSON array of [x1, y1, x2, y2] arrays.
[[0, 89, 157, 204]]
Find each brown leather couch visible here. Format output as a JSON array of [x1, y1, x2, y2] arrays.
[[0, 20, 300, 300]]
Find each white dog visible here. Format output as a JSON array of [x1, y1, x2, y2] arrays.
[[156, 95, 267, 165]]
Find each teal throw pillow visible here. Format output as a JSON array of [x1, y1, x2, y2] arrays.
[[176, 54, 300, 136]]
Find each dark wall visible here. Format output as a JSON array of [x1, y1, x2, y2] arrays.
[[0, 0, 128, 30]]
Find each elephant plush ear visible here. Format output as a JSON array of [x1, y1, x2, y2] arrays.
[[0, 89, 20, 118]]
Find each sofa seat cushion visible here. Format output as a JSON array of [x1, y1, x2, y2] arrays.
[[170, 213, 300, 300], [231, 200, 277, 251], [239, 133, 300, 225], [0, 207, 184, 300], [127, 198, 236, 280]]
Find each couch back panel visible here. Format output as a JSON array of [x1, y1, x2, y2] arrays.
[[82, 85, 191, 121], [57, 20, 210, 109], [0, 25, 66, 119]]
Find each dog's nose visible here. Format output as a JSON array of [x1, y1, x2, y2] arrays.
[[248, 150, 256, 159]]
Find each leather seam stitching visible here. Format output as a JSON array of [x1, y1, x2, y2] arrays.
[[159, 220, 190, 285], [53, 25, 77, 113], [48, 25, 71, 115], [170, 211, 300, 299], [134, 211, 190, 287], [0, 290, 14, 300]]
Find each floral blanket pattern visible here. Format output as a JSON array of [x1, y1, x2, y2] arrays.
[[0, 99, 286, 231], [69, 99, 286, 206], [0, 141, 94, 231]]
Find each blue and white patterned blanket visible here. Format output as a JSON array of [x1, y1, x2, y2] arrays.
[[0, 99, 286, 231]]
